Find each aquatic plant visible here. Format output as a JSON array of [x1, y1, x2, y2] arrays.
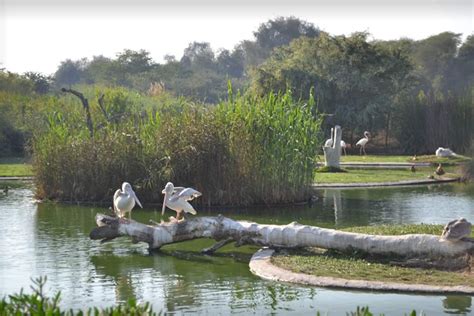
[[33, 87, 322, 206]]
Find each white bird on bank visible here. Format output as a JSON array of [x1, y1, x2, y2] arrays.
[[162, 182, 202, 222], [324, 139, 347, 155], [435, 147, 456, 157], [113, 182, 143, 219], [356, 131, 370, 155]]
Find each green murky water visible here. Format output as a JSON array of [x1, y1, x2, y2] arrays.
[[1, 182, 473, 314]]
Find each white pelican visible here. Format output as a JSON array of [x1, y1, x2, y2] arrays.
[[161, 182, 202, 222], [324, 139, 347, 155], [435, 147, 456, 157], [113, 182, 143, 219], [356, 131, 370, 155]]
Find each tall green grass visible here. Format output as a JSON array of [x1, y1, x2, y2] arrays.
[[33, 87, 322, 206]]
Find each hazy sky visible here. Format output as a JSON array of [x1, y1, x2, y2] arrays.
[[1, 0, 472, 74]]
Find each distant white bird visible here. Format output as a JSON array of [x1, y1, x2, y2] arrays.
[[161, 182, 202, 222], [435, 147, 456, 157], [324, 139, 347, 155], [113, 182, 143, 219], [441, 218, 472, 242], [356, 131, 370, 155]]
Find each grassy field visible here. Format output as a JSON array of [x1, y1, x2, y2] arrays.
[[271, 224, 474, 287], [317, 154, 471, 165], [0, 157, 33, 177], [315, 166, 459, 183]]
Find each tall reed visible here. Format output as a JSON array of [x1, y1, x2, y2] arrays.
[[33, 87, 322, 206]]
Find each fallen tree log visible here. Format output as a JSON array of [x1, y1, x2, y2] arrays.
[[90, 214, 474, 260]]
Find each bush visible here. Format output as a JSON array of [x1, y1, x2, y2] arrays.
[[0, 276, 158, 315]]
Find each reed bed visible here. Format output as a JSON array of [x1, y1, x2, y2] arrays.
[[33, 88, 322, 206]]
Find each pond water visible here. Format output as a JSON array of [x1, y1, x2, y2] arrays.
[[1, 182, 473, 315]]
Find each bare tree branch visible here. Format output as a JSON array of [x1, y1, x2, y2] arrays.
[[61, 87, 94, 137]]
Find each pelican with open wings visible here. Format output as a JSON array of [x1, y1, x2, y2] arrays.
[[161, 182, 202, 222]]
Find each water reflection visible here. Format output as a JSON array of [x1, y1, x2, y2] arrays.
[[1, 181, 474, 314], [316, 184, 474, 228], [443, 296, 472, 315]]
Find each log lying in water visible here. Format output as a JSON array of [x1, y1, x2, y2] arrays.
[[90, 214, 474, 260]]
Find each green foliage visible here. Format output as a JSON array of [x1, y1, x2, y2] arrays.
[[54, 59, 86, 87], [249, 33, 413, 138], [254, 16, 320, 50], [48, 17, 320, 103], [0, 277, 159, 315], [345, 306, 375, 316], [250, 30, 473, 154], [0, 71, 34, 94], [411, 32, 461, 91], [32, 88, 322, 205], [0, 276, 62, 315], [0, 81, 59, 157], [393, 88, 474, 154]]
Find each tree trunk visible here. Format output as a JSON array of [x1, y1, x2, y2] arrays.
[[90, 214, 474, 260]]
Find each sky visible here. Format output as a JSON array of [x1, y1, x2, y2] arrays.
[[0, 0, 472, 75]]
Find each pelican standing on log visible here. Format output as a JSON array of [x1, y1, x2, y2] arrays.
[[162, 182, 202, 222], [113, 182, 143, 220], [356, 131, 370, 155]]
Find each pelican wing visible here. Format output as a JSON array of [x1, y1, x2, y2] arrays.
[[170, 188, 202, 202], [170, 186, 186, 194], [113, 189, 121, 215]]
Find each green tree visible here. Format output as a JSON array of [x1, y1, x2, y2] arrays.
[[411, 32, 461, 91], [24, 72, 52, 94], [238, 16, 320, 68], [249, 33, 412, 142], [54, 59, 86, 87], [116, 49, 153, 74], [254, 16, 320, 50]]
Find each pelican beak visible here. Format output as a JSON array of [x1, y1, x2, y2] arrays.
[[161, 193, 167, 215], [133, 192, 143, 208]]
